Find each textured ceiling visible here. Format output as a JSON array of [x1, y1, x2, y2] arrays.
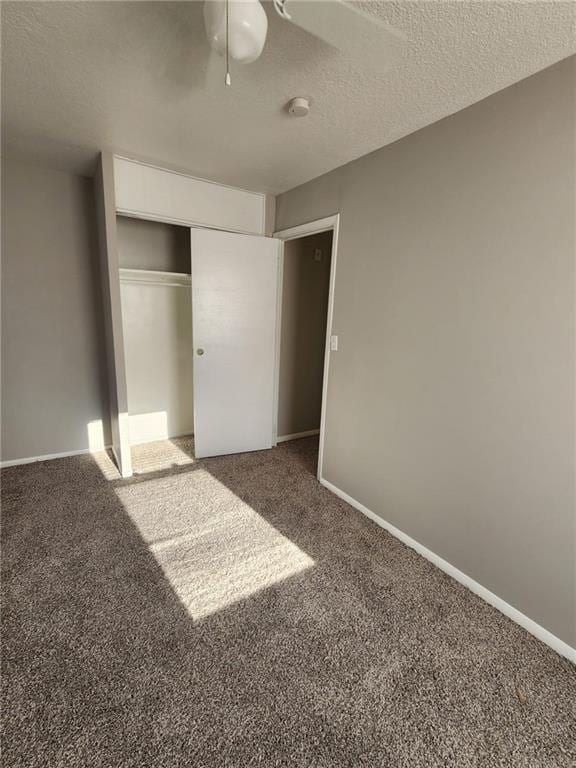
[[2, 1, 575, 194]]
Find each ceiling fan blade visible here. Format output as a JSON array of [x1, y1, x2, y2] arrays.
[[281, 0, 406, 72]]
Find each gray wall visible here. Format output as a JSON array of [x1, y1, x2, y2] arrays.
[[278, 231, 332, 437], [117, 216, 190, 273], [275, 58, 576, 647], [1, 159, 109, 461]]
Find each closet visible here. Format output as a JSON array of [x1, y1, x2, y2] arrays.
[[116, 220, 280, 463], [95, 152, 281, 477], [117, 217, 193, 447]]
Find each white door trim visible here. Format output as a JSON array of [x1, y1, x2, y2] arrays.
[[95, 152, 133, 478], [273, 214, 340, 480]]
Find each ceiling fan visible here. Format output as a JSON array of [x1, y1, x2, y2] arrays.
[[203, 0, 406, 85]]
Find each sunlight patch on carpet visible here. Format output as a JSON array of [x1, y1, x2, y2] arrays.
[[130, 437, 195, 475], [115, 467, 314, 619]]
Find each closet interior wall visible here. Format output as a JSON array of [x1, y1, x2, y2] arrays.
[[117, 216, 194, 446]]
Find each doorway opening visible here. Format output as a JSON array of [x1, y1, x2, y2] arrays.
[[274, 216, 339, 480]]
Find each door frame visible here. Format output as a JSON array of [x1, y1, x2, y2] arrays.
[[273, 214, 340, 481]]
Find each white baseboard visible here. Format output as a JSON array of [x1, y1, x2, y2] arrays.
[[320, 477, 576, 664], [277, 429, 320, 443], [1, 447, 109, 468], [1, 432, 195, 469]]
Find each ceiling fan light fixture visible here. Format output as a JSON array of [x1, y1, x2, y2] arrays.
[[204, 0, 268, 64]]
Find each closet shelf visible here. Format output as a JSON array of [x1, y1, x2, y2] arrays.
[[119, 268, 191, 288]]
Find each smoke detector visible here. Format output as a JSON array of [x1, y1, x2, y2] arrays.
[[287, 97, 310, 117]]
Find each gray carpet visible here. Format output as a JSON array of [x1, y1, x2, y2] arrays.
[[2, 437, 575, 767]]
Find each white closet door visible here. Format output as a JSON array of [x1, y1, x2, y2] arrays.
[[191, 228, 280, 458]]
